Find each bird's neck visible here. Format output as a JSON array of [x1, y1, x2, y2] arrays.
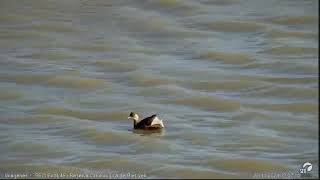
[[133, 119, 138, 128]]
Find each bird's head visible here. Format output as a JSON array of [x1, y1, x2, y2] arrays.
[[128, 112, 139, 122]]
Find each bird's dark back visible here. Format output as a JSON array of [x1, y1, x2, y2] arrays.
[[135, 114, 157, 128]]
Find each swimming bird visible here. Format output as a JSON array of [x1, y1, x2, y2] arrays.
[[128, 112, 165, 130]]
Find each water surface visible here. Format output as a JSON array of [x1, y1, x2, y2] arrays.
[[0, 0, 318, 178]]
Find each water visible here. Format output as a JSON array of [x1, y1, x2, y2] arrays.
[[0, 0, 318, 178]]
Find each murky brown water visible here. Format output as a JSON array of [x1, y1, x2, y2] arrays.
[[0, 0, 318, 178]]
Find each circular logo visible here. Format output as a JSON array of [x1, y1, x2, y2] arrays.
[[302, 162, 312, 172]]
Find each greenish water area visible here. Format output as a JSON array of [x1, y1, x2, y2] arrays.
[[0, 0, 318, 178]]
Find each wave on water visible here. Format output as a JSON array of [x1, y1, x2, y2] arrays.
[[0, 88, 24, 100], [266, 29, 318, 39], [198, 50, 252, 65], [266, 15, 318, 25], [244, 102, 318, 114], [210, 159, 289, 173], [0, 74, 107, 89], [205, 20, 265, 32], [262, 46, 318, 55], [35, 106, 127, 121], [164, 95, 241, 112]]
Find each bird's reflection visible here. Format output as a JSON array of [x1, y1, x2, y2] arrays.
[[130, 128, 165, 136]]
